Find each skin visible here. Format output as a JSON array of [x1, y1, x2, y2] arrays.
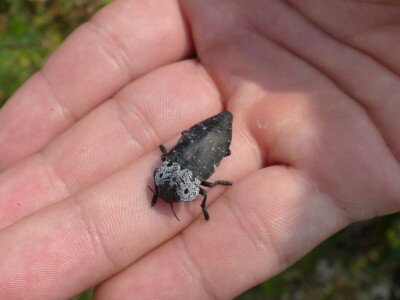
[[0, 0, 399, 298]]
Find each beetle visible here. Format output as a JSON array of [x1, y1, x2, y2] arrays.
[[149, 111, 233, 221]]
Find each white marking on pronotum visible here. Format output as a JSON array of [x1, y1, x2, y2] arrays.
[[154, 161, 200, 201]]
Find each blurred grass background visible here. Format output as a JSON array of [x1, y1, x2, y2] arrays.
[[1, 1, 400, 299]]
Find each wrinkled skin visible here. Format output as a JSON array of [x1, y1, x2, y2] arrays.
[[0, 0, 400, 299]]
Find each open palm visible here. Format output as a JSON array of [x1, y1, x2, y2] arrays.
[[0, 0, 399, 298]]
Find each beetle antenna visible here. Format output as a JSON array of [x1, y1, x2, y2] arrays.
[[147, 185, 155, 194], [170, 203, 180, 221]]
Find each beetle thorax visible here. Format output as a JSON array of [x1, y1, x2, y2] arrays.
[[154, 161, 201, 202]]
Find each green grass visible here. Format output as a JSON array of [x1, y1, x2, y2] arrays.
[[73, 289, 93, 300], [0, 0, 111, 106], [1, 1, 400, 299]]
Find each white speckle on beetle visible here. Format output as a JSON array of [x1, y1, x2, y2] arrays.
[[154, 161, 200, 201]]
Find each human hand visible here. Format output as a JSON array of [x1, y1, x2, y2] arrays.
[[0, 0, 399, 298]]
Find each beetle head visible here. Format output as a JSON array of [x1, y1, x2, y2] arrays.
[[154, 161, 200, 203]]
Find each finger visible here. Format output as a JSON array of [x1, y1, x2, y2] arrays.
[[185, 0, 400, 219], [0, 60, 221, 230], [0, 117, 260, 299], [289, 0, 400, 74], [0, 0, 192, 169], [238, 0, 400, 158], [94, 167, 348, 299]]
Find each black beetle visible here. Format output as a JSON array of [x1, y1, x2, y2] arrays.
[[149, 111, 233, 221]]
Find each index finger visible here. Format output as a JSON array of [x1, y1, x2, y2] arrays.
[[0, 0, 192, 170]]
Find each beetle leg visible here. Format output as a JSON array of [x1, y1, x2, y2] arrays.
[[225, 149, 231, 157], [151, 190, 158, 206], [159, 144, 168, 161], [201, 180, 233, 188], [147, 184, 159, 207], [170, 203, 180, 221], [199, 188, 210, 221]]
